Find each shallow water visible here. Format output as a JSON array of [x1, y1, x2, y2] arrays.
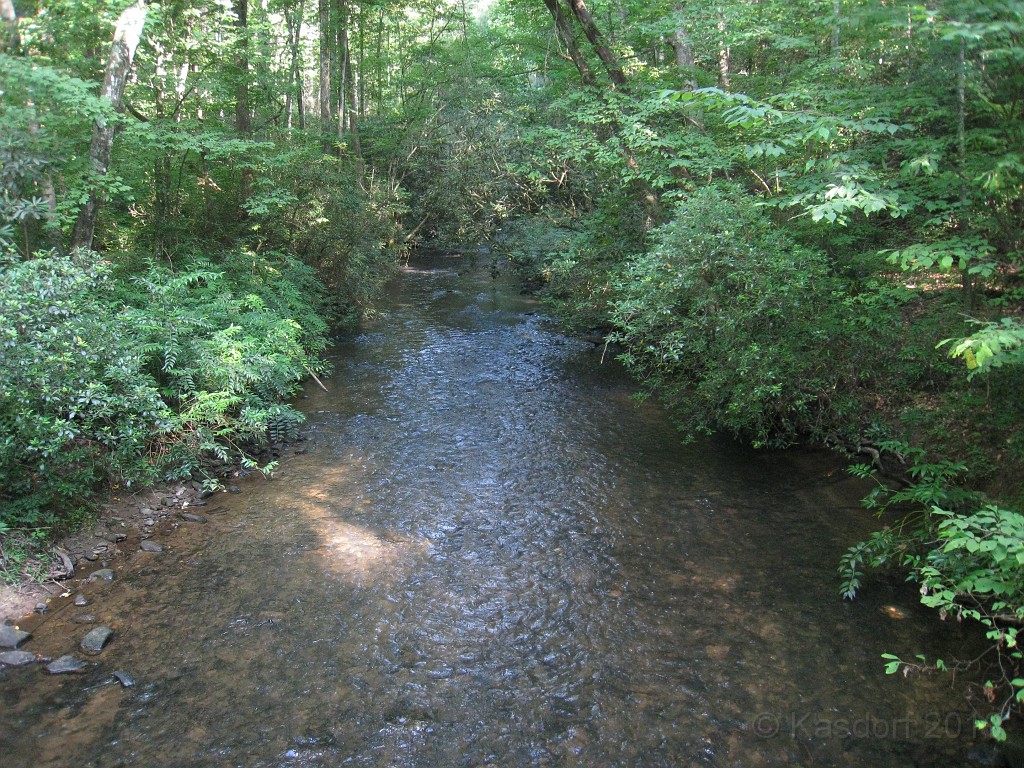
[[1, 252, 979, 766]]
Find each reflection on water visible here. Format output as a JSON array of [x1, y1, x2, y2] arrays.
[[0, 252, 978, 766]]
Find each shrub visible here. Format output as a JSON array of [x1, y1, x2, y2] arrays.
[[0, 252, 171, 528], [609, 183, 896, 447], [0, 249, 331, 531]]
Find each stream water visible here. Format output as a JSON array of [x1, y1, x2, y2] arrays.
[[1, 252, 981, 767]]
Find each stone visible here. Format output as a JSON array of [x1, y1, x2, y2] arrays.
[[47, 655, 86, 674], [0, 650, 38, 666], [160, 496, 175, 507], [89, 568, 115, 581], [112, 670, 136, 688], [54, 549, 75, 579], [228, 485, 241, 494], [0, 625, 31, 649], [179, 513, 208, 523], [140, 540, 163, 553], [111, 532, 127, 543], [35, 603, 48, 614], [84, 552, 99, 562], [74, 594, 89, 606], [74, 614, 97, 624], [81, 626, 114, 654]]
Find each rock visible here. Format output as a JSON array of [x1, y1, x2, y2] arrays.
[[84, 551, 99, 562], [0, 625, 31, 649], [294, 447, 307, 455], [81, 626, 114, 654], [140, 540, 164, 553], [35, 603, 48, 614], [112, 670, 136, 688], [160, 496, 175, 507], [144, 518, 155, 526], [54, 549, 75, 579], [179, 513, 208, 524], [47, 655, 86, 674], [111, 532, 127, 542], [89, 568, 115, 581], [0, 650, 39, 666], [74, 594, 89, 606], [74, 614, 97, 624], [228, 485, 241, 494]]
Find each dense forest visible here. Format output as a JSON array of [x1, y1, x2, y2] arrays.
[[2, 0, 1023, 740]]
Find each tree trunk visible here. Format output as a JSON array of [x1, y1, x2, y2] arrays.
[[564, 0, 627, 89], [234, 0, 252, 206], [957, 34, 974, 309], [318, 0, 331, 148], [717, 18, 730, 90], [1, 0, 19, 52], [541, 0, 595, 86], [831, 0, 841, 70], [669, 23, 702, 129], [71, 0, 149, 253], [337, 0, 349, 147], [284, 3, 305, 129], [357, 8, 364, 117]]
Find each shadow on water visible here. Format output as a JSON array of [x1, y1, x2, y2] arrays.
[[1, 251, 984, 766]]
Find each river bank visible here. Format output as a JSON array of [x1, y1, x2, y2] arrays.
[[0, 254, 994, 766]]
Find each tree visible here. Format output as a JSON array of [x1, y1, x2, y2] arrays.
[[71, 0, 149, 253]]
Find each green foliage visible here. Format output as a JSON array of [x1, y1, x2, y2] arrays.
[[0, 253, 171, 527], [849, 504, 1024, 741], [609, 184, 895, 446], [840, 442, 1024, 739], [0, 531, 56, 587], [0, 250, 330, 531], [941, 317, 1024, 378]]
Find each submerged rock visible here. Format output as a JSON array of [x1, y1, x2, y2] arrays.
[[47, 655, 86, 674], [89, 568, 115, 581], [140, 540, 164, 553], [112, 670, 136, 688], [74, 594, 89, 606], [81, 626, 114, 654], [0, 650, 39, 666], [179, 512, 208, 523], [0, 625, 31, 649]]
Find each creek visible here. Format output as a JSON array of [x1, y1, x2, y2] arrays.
[[0, 251, 979, 767]]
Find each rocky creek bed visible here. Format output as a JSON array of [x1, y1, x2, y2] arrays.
[[0, 253, 1012, 767]]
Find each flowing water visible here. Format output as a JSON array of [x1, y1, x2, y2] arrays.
[[1, 252, 981, 766]]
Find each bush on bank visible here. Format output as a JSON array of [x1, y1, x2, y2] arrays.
[[0, 249, 331, 534]]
